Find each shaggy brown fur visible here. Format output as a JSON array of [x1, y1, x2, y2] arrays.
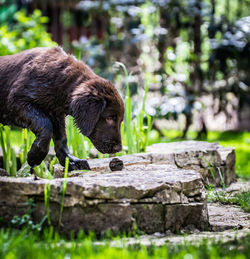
[[0, 47, 124, 171]]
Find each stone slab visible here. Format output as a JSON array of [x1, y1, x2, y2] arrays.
[[92, 198, 250, 247], [0, 141, 237, 234], [146, 141, 236, 186], [0, 164, 208, 234], [208, 203, 250, 231], [1, 141, 235, 186], [53, 141, 235, 186]]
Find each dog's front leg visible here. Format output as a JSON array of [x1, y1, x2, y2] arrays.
[[53, 119, 90, 171], [13, 106, 53, 175]]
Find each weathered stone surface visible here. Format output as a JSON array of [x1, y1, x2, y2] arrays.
[[88, 154, 151, 171], [146, 141, 236, 186], [53, 141, 235, 186], [53, 164, 88, 178], [0, 141, 238, 234], [52, 154, 150, 177], [208, 203, 250, 231], [2, 141, 235, 187], [92, 200, 250, 247], [222, 179, 250, 194], [0, 163, 208, 234], [165, 202, 209, 232]]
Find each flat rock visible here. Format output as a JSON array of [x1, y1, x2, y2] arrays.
[[0, 163, 208, 234], [53, 141, 235, 186], [2, 141, 235, 187], [208, 203, 250, 231], [146, 141, 236, 186]]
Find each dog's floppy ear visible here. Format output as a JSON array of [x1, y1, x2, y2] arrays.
[[70, 94, 106, 136]]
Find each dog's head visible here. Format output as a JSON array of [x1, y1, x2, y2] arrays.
[[70, 78, 124, 154]]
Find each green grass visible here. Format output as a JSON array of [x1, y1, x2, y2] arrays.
[[208, 190, 250, 213], [0, 228, 249, 259], [236, 191, 250, 212]]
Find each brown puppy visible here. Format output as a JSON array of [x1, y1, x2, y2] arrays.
[[0, 47, 124, 171]]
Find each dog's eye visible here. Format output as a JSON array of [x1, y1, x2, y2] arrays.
[[106, 116, 116, 124]]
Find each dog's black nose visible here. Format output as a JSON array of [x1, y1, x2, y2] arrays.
[[112, 144, 122, 153]]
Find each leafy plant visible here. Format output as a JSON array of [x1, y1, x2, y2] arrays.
[[66, 116, 92, 159], [10, 198, 46, 232], [236, 191, 250, 213], [116, 62, 136, 154], [0, 9, 56, 56], [115, 62, 152, 154]]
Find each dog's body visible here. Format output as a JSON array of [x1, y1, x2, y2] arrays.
[[0, 47, 124, 171]]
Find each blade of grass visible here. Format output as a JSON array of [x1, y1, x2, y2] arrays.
[[115, 62, 136, 154], [58, 157, 69, 226], [44, 183, 51, 225]]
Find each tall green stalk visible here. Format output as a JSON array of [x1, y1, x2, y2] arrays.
[[115, 62, 136, 154], [44, 182, 51, 225], [135, 79, 152, 152], [66, 116, 91, 159], [0, 124, 17, 176], [58, 157, 69, 227], [19, 128, 31, 165], [115, 63, 152, 154]]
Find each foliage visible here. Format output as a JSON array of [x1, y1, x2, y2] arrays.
[[9, 198, 46, 232], [116, 62, 152, 154], [0, 9, 56, 56], [69, 0, 250, 136], [0, 0, 17, 24]]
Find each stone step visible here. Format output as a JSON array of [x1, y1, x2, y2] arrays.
[[146, 141, 236, 186], [0, 141, 236, 234], [0, 163, 208, 234], [54, 141, 235, 186], [1, 141, 235, 186]]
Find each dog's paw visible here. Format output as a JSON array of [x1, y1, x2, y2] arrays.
[[68, 159, 90, 171]]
